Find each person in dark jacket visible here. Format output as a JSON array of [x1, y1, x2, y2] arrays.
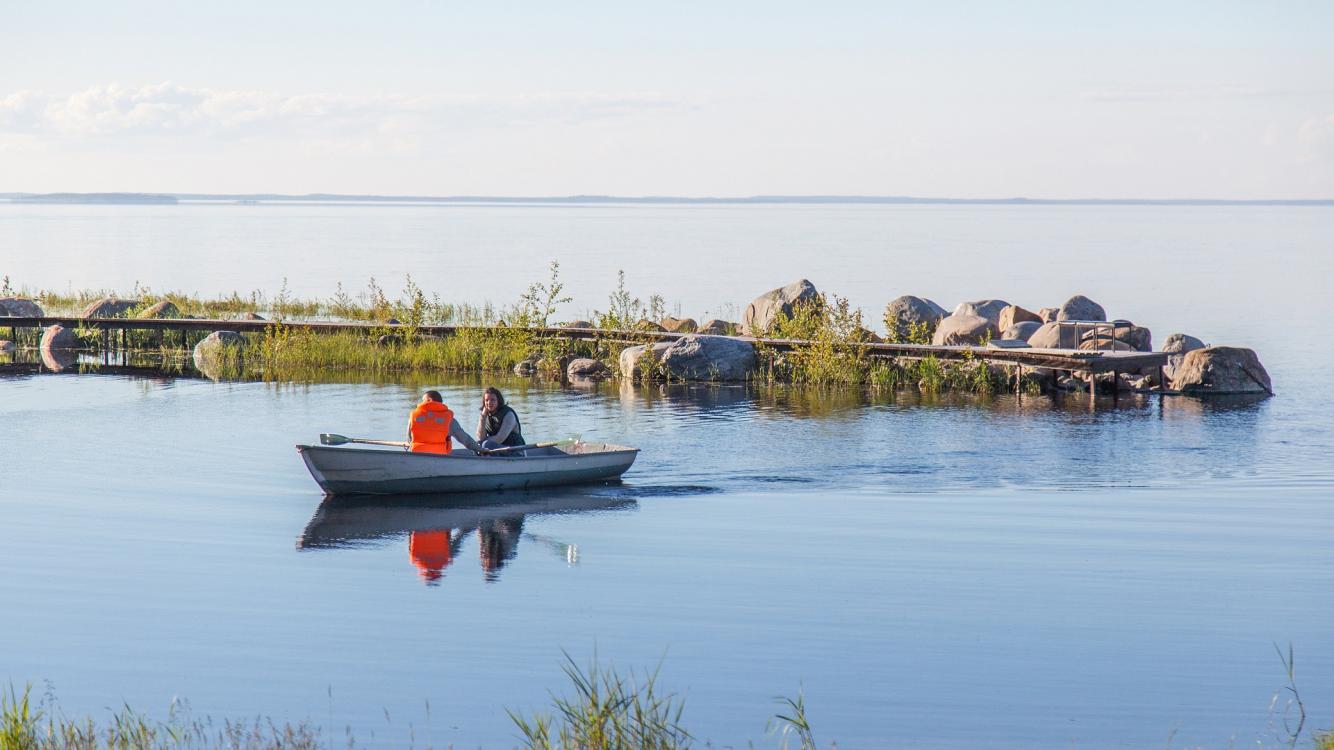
[[475, 386, 526, 451]]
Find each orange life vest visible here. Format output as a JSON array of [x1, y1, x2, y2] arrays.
[[408, 400, 454, 454]]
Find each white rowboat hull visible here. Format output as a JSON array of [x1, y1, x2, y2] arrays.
[[296, 442, 639, 495]]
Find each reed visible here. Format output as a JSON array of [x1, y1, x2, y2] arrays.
[[507, 652, 691, 750]]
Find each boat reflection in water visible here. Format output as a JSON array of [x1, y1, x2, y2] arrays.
[[297, 489, 638, 584]]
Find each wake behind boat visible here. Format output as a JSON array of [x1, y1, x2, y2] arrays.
[[296, 441, 639, 495]]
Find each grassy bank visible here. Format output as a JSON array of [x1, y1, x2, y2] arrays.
[[5, 268, 1017, 396]]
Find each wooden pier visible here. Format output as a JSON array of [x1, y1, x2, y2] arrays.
[[1, 315, 1170, 404]]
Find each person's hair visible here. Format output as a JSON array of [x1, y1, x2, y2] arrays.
[[423, 390, 443, 402], [484, 386, 506, 410]]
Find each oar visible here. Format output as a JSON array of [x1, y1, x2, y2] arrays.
[[482, 436, 580, 455], [320, 433, 409, 448]]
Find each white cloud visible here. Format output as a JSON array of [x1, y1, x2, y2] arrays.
[[0, 82, 679, 142]]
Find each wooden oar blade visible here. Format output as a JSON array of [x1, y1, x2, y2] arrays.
[[320, 433, 351, 446]]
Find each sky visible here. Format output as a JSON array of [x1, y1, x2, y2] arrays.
[[2, 0, 1332, 199]]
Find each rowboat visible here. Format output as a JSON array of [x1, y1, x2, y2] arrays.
[[295, 441, 639, 496]]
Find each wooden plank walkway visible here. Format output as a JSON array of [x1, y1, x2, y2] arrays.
[[0, 315, 1169, 375]]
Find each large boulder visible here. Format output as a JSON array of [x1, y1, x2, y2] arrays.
[[237, 311, 266, 321], [884, 296, 946, 341], [741, 279, 819, 335], [659, 317, 698, 333], [80, 297, 141, 318], [1027, 322, 1074, 349], [931, 314, 992, 346], [1001, 321, 1042, 342], [562, 320, 594, 330], [1078, 339, 1136, 352], [136, 300, 180, 319], [1056, 295, 1106, 322], [659, 335, 757, 381], [567, 357, 613, 382], [952, 299, 1010, 329], [618, 341, 673, 379], [40, 324, 78, 351], [1038, 307, 1059, 323], [998, 305, 1042, 332], [192, 330, 247, 377], [0, 340, 14, 353], [0, 297, 43, 317], [1170, 346, 1273, 396]]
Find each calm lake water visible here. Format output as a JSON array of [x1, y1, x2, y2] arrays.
[[2, 203, 1333, 748]]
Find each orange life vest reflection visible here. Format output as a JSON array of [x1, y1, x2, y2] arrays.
[[408, 529, 457, 582]]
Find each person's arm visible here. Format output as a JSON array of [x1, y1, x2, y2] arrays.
[[476, 412, 488, 441], [490, 411, 517, 444], [449, 418, 483, 453]]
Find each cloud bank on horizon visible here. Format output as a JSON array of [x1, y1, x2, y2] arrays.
[[2, 1, 1332, 199]]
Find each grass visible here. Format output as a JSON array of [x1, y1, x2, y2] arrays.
[[6, 269, 1012, 395], [4, 648, 1331, 750]]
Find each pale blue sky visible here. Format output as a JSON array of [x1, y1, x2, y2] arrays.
[[3, 1, 1332, 197]]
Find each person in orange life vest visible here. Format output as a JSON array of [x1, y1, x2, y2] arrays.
[[407, 390, 483, 454]]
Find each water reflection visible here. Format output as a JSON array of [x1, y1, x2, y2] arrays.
[[298, 489, 638, 585]]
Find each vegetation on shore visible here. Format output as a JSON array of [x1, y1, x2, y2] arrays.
[[5, 266, 1019, 396], [3, 647, 1329, 750]]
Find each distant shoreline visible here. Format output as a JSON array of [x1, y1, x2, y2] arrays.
[[2, 192, 1331, 207]]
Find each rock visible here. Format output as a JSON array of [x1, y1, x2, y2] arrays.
[[952, 299, 1010, 329], [385, 318, 401, 325], [659, 317, 698, 333], [80, 297, 141, 318], [659, 335, 758, 381], [0, 297, 43, 317], [377, 334, 403, 346], [1162, 333, 1206, 354], [238, 311, 266, 321], [0, 340, 14, 353], [1001, 321, 1042, 341], [136, 300, 180, 319], [562, 320, 594, 329], [635, 319, 666, 332], [1170, 346, 1273, 396], [998, 305, 1041, 332], [884, 295, 946, 340], [931, 314, 993, 346], [1026, 322, 1076, 349], [1038, 307, 1059, 323], [741, 279, 819, 335], [40, 324, 78, 351], [513, 359, 538, 376], [1056, 295, 1106, 322], [567, 357, 613, 382], [618, 341, 674, 379], [698, 319, 735, 335], [1161, 332, 1207, 381], [192, 330, 247, 376]]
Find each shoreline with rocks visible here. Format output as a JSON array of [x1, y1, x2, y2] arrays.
[[0, 279, 1272, 398]]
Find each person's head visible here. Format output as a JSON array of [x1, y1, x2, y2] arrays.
[[422, 390, 443, 404], [482, 386, 505, 413]]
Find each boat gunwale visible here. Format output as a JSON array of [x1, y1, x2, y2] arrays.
[[294, 443, 641, 462]]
